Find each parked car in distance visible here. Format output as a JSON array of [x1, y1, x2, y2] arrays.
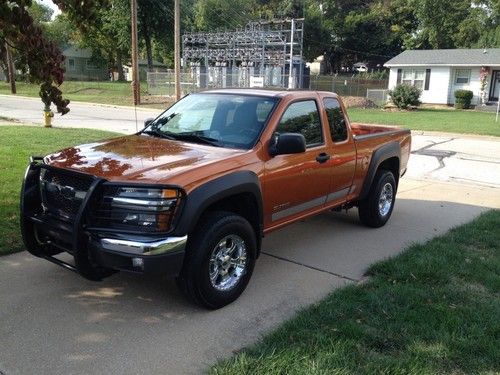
[[21, 89, 411, 309], [353, 62, 369, 72]]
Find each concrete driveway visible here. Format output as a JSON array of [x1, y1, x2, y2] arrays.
[[1, 179, 498, 375], [1, 97, 500, 374]]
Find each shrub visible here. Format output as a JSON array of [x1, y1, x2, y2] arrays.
[[454, 90, 474, 109], [389, 84, 421, 109]]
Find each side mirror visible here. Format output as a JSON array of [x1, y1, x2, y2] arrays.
[[144, 118, 155, 128], [269, 133, 306, 156]]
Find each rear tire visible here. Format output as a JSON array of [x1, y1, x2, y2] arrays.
[[358, 170, 396, 228], [176, 211, 256, 309]]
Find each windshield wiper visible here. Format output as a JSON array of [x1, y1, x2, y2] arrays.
[[142, 129, 177, 140], [175, 133, 223, 147]]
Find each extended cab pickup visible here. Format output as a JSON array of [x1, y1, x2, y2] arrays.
[[21, 89, 411, 308]]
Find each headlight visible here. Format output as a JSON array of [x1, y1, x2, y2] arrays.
[[91, 186, 182, 233]]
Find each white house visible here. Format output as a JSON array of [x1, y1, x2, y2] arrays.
[[385, 48, 500, 106]]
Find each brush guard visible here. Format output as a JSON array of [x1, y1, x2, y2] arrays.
[[20, 157, 115, 281]]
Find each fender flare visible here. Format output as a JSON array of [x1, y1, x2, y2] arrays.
[[173, 170, 263, 241], [359, 141, 401, 201]]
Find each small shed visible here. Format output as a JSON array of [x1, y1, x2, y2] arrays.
[[385, 49, 500, 106], [122, 60, 169, 82]]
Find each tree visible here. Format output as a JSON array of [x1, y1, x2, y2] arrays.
[[193, 0, 259, 30], [1, 0, 68, 113], [44, 14, 74, 47], [137, 0, 174, 71], [68, 0, 130, 81], [28, 1, 54, 24], [403, 0, 498, 49], [0, 0, 108, 114]]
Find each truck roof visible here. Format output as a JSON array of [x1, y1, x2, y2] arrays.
[[201, 88, 338, 98]]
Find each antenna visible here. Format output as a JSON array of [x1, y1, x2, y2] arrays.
[[134, 103, 138, 133]]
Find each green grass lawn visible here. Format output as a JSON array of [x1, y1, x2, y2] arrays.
[[3, 81, 498, 136], [0, 125, 118, 256], [349, 108, 500, 137], [212, 210, 500, 375], [0, 81, 167, 108]]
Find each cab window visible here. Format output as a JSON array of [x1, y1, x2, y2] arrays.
[[324, 98, 348, 142], [275, 100, 323, 147]]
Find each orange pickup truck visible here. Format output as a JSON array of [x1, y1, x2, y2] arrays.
[[21, 89, 411, 308]]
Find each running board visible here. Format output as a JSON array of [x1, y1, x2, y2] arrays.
[[41, 255, 79, 274]]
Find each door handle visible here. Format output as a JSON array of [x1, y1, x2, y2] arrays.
[[316, 152, 331, 163]]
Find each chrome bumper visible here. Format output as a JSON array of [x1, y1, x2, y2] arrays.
[[100, 235, 188, 256]]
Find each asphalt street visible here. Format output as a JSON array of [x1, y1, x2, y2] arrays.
[[1, 96, 499, 374], [0, 95, 162, 134]]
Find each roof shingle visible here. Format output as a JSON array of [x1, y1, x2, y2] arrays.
[[385, 48, 500, 66]]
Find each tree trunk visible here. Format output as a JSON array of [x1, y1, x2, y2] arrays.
[[145, 33, 153, 72], [5, 43, 16, 94], [116, 50, 125, 81]]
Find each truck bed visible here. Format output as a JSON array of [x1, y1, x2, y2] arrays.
[[350, 123, 404, 138]]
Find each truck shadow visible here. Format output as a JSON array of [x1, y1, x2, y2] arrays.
[[1, 198, 492, 315], [0, 197, 495, 374]]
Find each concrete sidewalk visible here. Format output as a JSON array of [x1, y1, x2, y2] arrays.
[[0, 178, 498, 375]]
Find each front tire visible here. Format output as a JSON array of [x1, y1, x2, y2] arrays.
[[176, 211, 256, 309], [358, 170, 397, 228]]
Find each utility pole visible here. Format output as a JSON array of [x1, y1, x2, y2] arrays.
[[174, 0, 181, 101], [130, 0, 140, 105], [288, 18, 295, 89], [5, 42, 16, 94]]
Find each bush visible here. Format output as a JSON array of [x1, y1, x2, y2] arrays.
[[454, 90, 474, 109], [389, 84, 421, 109]]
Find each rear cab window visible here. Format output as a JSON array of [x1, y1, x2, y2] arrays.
[[323, 98, 348, 143], [275, 100, 323, 148]]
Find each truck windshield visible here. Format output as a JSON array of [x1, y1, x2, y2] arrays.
[[144, 93, 278, 149]]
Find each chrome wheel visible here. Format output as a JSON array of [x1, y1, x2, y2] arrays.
[[378, 182, 393, 217], [209, 234, 247, 292]]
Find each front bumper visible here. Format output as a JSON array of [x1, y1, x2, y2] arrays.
[[20, 159, 187, 279], [90, 236, 187, 275]]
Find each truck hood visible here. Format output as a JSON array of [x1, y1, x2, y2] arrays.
[[45, 134, 246, 183]]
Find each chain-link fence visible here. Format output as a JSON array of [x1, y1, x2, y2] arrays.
[[308, 75, 388, 98], [147, 71, 388, 100], [366, 89, 390, 106]]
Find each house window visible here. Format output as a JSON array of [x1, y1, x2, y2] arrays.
[[86, 60, 99, 70], [68, 59, 75, 71], [402, 69, 425, 89], [455, 69, 471, 85]]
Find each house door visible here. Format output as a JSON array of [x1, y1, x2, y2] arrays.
[[490, 71, 500, 101]]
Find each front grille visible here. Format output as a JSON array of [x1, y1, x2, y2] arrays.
[[40, 169, 93, 221]]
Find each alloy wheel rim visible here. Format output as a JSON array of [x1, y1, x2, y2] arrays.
[[209, 234, 247, 291], [378, 182, 393, 217]]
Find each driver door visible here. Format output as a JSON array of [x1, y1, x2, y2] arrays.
[[262, 99, 331, 229]]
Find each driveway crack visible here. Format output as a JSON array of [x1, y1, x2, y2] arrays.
[[261, 251, 359, 282], [411, 138, 457, 173], [411, 138, 455, 154]]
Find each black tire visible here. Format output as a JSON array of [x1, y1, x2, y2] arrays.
[[176, 211, 256, 309], [358, 170, 397, 228]]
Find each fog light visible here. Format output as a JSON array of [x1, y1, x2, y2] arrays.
[[132, 257, 144, 269]]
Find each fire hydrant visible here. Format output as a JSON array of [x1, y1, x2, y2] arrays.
[[43, 105, 54, 128]]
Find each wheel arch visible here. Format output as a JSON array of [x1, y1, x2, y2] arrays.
[[359, 142, 401, 201], [173, 171, 263, 254]]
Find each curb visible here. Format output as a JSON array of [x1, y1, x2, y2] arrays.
[[410, 129, 500, 140], [0, 94, 164, 112]]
